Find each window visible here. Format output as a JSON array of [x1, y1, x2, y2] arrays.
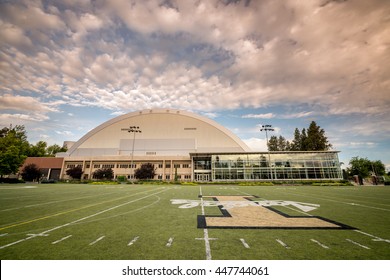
[[166, 163, 171, 168], [102, 164, 114, 168], [93, 164, 101, 168], [174, 164, 181, 168], [165, 175, 170, 180], [182, 164, 190, 168], [158, 164, 163, 168]]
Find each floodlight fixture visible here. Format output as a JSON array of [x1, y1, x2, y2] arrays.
[[260, 124, 274, 180], [121, 125, 142, 179]]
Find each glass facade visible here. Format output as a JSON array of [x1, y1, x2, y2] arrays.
[[192, 152, 342, 181]]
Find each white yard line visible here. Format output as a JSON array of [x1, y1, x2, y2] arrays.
[[199, 186, 213, 260], [127, 236, 139, 246], [346, 239, 370, 250], [311, 239, 329, 249], [75, 194, 161, 225], [0, 188, 168, 250], [52, 235, 72, 244], [0, 233, 8, 237], [89, 235, 105, 246], [240, 238, 250, 249], [276, 239, 290, 249]]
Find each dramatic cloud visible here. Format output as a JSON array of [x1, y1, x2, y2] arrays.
[[242, 113, 275, 119], [0, 0, 389, 165]]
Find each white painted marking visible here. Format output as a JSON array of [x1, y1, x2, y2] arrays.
[[276, 239, 290, 249], [76, 194, 162, 224], [346, 239, 370, 249], [281, 190, 390, 212], [89, 235, 105, 246], [128, 236, 139, 246], [0, 190, 120, 212], [0, 186, 37, 190], [0, 233, 8, 237], [166, 237, 174, 247], [0, 188, 168, 250], [199, 186, 213, 260], [27, 233, 49, 237], [354, 230, 390, 243], [52, 235, 72, 244], [346, 203, 390, 212], [311, 239, 329, 249], [240, 238, 250, 249], [171, 199, 319, 212], [195, 237, 218, 241]]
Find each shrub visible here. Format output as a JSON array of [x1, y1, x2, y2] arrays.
[[134, 163, 156, 180], [21, 163, 41, 182], [93, 168, 114, 180], [66, 166, 83, 180]]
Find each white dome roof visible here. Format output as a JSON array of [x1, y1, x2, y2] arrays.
[[67, 109, 250, 157]]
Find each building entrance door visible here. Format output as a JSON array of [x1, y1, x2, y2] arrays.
[[195, 173, 211, 182]]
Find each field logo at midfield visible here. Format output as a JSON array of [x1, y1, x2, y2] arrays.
[[171, 195, 354, 229]]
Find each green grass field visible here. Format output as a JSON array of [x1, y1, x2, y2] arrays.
[[0, 183, 389, 260]]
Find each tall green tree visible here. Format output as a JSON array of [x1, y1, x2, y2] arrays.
[[46, 144, 67, 156], [346, 157, 386, 184], [279, 122, 332, 151], [304, 121, 332, 151], [290, 128, 303, 151], [0, 125, 30, 177], [28, 141, 47, 157], [370, 160, 386, 176], [267, 136, 279, 151], [267, 135, 290, 151]]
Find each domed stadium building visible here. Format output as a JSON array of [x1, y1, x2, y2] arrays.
[[24, 109, 343, 182]]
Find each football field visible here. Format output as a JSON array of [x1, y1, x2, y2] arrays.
[[0, 183, 389, 260]]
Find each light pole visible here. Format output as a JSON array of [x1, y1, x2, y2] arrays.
[[260, 124, 274, 180], [121, 126, 142, 180]]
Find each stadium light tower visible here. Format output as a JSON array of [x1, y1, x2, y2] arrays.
[[260, 124, 274, 180], [121, 126, 142, 179]]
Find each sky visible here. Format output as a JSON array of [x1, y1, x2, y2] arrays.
[[0, 0, 389, 170]]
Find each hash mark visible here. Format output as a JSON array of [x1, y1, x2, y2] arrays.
[[311, 239, 329, 249], [346, 239, 370, 250], [240, 238, 250, 248], [52, 235, 72, 244], [276, 239, 290, 249], [89, 235, 105, 246], [128, 236, 139, 246], [166, 237, 174, 247]]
